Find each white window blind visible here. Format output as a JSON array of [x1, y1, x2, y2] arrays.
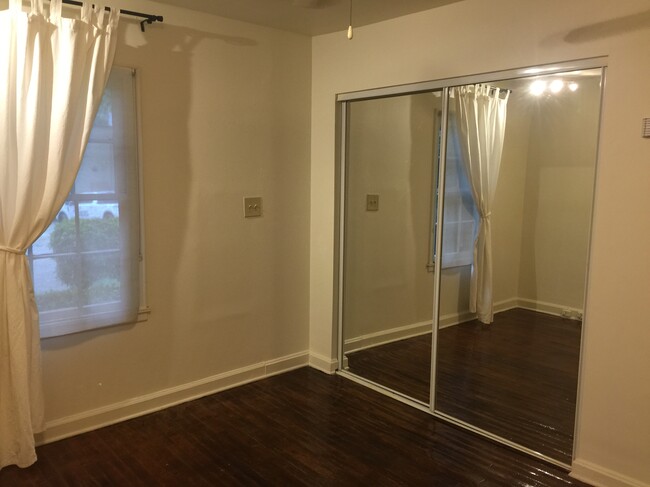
[[29, 67, 142, 338]]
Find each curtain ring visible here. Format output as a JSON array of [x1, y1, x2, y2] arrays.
[[30, 0, 44, 15], [9, 0, 23, 12], [80, 1, 92, 23], [93, 3, 106, 26], [107, 6, 120, 30], [50, 0, 62, 21]]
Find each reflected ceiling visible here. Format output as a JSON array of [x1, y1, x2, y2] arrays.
[[151, 0, 463, 36]]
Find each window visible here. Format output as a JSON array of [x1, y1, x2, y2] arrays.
[[29, 67, 143, 338], [430, 110, 477, 270], [441, 115, 477, 268]]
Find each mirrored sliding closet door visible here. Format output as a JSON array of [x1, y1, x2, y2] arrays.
[[337, 59, 605, 466], [340, 90, 445, 405], [433, 68, 603, 465]]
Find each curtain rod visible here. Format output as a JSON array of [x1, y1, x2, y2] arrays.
[[60, 0, 164, 31]]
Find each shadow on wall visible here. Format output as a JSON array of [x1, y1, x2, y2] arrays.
[[564, 9, 650, 43]]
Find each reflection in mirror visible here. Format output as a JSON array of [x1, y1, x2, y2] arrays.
[[434, 69, 602, 464], [341, 91, 443, 404]]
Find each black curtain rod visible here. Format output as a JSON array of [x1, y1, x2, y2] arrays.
[[60, 0, 163, 31]]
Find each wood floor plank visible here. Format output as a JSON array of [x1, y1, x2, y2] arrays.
[[0, 366, 588, 486]]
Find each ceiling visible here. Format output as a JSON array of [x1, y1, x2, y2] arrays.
[[151, 0, 463, 36]]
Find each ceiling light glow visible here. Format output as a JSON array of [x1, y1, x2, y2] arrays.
[[550, 79, 564, 93], [523, 67, 562, 75], [568, 82, 579, 92], [529, 80, 547, 96]]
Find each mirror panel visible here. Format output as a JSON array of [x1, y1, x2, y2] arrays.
[[434, 69, 602, 463], [341, 91, 443, 404]]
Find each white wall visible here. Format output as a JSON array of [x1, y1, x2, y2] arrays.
[[518, 77, 600, 311], [37, 0, 312, 439], [491, 90, 530, 305], [311, 1, 650, 485]]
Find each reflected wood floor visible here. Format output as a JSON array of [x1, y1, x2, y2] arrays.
[[346, 308, 582, 465], [0, 367, 589, 486]]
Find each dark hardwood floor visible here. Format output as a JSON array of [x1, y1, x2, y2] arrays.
[[346, 332, 432, 404], [346, 308, 582, 465], [0, 366, 589, 486]]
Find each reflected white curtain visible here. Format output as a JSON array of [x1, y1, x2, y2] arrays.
[[0, 0, 119, 469], [451, 84, 509, 324]]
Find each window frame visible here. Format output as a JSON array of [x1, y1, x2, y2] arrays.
[[30, 66, 149, 339]]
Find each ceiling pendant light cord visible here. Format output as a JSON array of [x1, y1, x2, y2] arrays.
[[347, 0, 353, 39]]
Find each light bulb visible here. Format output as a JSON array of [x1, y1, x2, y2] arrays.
[[549, 79, 564, 93], [529, 80, 546, 96], [347, 0, 353, 40], [568, 82, 579, 92]]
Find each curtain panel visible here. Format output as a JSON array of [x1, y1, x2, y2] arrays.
[[0, 0, 119, 469], [451, 84, 509, 324]]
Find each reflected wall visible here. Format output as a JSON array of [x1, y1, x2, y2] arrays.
[[342, 92, 442, 404]]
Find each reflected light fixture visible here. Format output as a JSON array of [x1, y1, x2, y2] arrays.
[[347, 0, 353, 39], [530, 78, 580, 96], [549, 79, 564, 93], [529, 80, 546, 96]]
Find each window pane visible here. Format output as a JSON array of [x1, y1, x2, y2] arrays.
[[443, 221, 460, 250], [81, 252, 122, 306], [441, 113, 477, 269], [76, 140, 116, 194], [49, 218, 78, 254], [77, 208, 120, 251], [34, 224, 55, 256], [77, 200, 120, 223], [33, 257, 78, 312], [458, 221, 475, 254]]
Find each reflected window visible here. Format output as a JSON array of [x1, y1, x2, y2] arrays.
[[442, 117, 477, 268], [432, 112, 477, 269]]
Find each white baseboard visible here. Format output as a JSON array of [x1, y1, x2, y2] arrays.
[[344, 320, 432, 354], [342, 297, 579, 356], [517, 297, 582, 319], [439, 309, 476, 329], [440, 297, 582, 328], [309, 352, 338, 374], [571, 459, 650, 487], [493, 297, 520, 313], [36, 350, 310, 446], [426, 298, 519, 330]]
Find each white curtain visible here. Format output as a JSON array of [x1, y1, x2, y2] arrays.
[[451, 84, 509, 324], [0, 0, 119, 469]]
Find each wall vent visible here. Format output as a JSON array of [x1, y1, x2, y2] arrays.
[[643, 118, 650, 138]]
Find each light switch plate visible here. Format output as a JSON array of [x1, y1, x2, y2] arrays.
[[366, 194, 379, 211], [244, 197, 262, 218]]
